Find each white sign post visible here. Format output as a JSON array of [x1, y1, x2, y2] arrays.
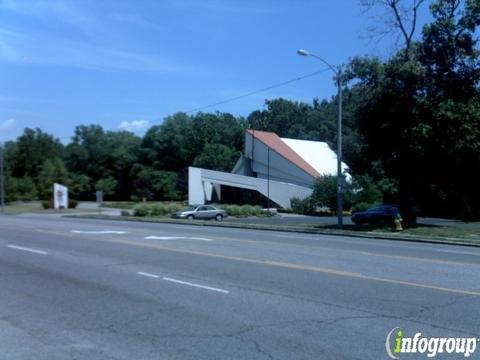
[[96, 190, 103, 215], [54, 183, 68, 209]]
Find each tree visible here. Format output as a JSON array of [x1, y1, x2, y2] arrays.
[[37, 158, 70, 199], [350, 175, 384, 211], [4, 176, 38, 202], [68, 173, 91, 199], [418, 0, 480, 218], [190, 112, 244, 153], [103, 131, 141, 199], [141, 112, 244, 172], [140, 111, 244, 196], [9, 128, 63, 179], [311, 175, 353, 212], [141, 113, 194, 172], [348, 0, 479, 220], [95, 177, 118, 197], [152, 171, 181, 200], [65, 125, 141, 200], [131, 166, 181, 201], [193, 143, 240, 172], [360, 0, 427, 57], [65, 125, 107, 184]]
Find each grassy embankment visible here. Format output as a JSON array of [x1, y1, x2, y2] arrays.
[[0, 202, 94, 214], [91, 202, 480, 245]]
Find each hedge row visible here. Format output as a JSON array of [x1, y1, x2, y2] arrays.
[[41, 198, 78, 209], [133, 203, 183, 217], [220, 204, 272, 217], [132, 203, 273, 218]]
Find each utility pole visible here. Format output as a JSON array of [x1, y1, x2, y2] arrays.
[[267, 147, 270, 210], [0, 142, 5, 213], [297, 49, 344, 228], [336, 68, 343, 228]]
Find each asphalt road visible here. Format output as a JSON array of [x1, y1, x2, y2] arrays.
[[1, 214, 480, 359]]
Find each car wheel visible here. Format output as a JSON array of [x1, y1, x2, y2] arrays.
[[215, 214, 223, 221], [187, 215, 194, 220]]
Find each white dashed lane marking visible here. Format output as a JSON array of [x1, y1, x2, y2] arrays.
[[137, 272, 160, 278], [137, 271, 229, 294], [71, 230, 128, 234], [162, 277, 229, 294], [7, 244, 48, 255], [144, 236, 213, 241]]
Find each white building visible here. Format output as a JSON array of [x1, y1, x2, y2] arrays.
[[189, 130, 348, 209]]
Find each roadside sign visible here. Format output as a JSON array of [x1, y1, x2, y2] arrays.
[[54, 183, 68, 209], [96, 191, 104, 203]]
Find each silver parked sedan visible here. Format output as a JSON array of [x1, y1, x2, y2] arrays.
[[171, 205, 228, 221]]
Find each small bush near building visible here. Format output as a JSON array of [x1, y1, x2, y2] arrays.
[[41, 198, 78, 209], [222, 204, 271, 217], [133, 203, 183, 217], [132, 202, 273, 218], [290, 197, 317, 215], [133, 204, 150, 217], [150, 203, 183, 216]]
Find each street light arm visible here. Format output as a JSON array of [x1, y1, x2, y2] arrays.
[[308, 53, 339, 76], [297, 49, 338, 75]]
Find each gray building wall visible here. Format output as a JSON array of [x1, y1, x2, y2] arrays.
[[241, 132, 316, 189]]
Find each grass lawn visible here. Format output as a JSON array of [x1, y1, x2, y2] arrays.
[[71, 212, 480, 246], [0, 202, 96, 214], [315, 222, 480, 240]]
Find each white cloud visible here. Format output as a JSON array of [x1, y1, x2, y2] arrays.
[[0, 118, 16, 130], [0, 0, 91, 27], [118, 120, 150, 132], [0, 27, 208, 76], [109, 13, 166, 32]]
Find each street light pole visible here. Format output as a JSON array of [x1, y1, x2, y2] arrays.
[[0, 142, 5, 213], [336, 68, 343, 228], [297, 49, 344, 228]]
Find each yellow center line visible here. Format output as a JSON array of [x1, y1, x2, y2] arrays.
[[35, 228, 480, 296], [360, 251, 473, 266]]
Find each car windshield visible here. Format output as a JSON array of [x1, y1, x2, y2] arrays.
[[183, 206, 197, 212], [367, 205, 386, 212]]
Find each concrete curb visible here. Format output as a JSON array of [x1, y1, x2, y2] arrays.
[[64, 214, 480, 248]]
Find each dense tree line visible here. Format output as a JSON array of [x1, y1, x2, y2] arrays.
[[3, 113, 246, 203], [2, 0, 479, 219]]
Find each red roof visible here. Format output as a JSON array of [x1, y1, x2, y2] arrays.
[[247, 130, 320, 178]]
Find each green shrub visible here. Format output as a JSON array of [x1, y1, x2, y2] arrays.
[[223, 205, 240, 216], [166, 203, 182, 214], [351, 175, 383, 210], [239, 205, 252, 217], [132, 202, 183, 217], [351, 202, 375, 213], [148, 203, 182, 216], [149, 204, 166, 216], [133, 204, 150, 217], [290, 197, 316, 215], [41, 198, 77, 209], [68, 199, 78, 209], [221, 204, 270, 217]]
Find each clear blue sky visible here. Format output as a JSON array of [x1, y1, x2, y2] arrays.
[[0, 0, 432, 142]]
